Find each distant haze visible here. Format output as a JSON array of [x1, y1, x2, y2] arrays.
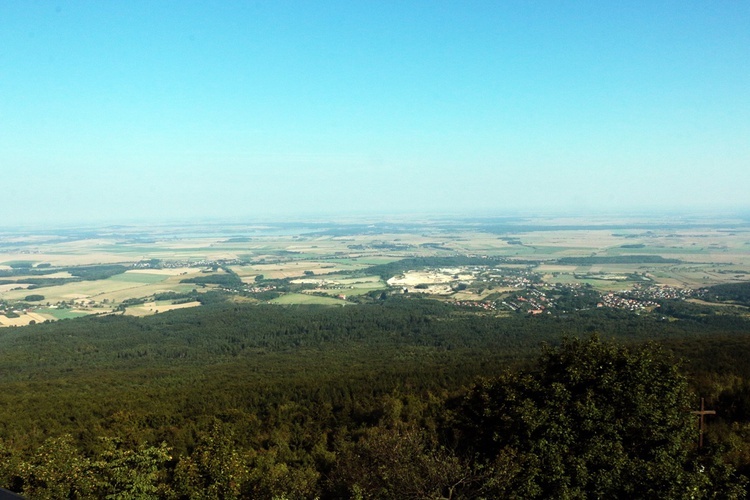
[[1, 1, 748, 225]]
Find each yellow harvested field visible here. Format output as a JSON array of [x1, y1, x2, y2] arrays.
[[0, 284, 31, 293], [124, 267, 194, 276], [0, 269, 206, 305], [233, 261, 359, 280], [0, 252, 127, 267], [159, 240, 219, 249], [516, 230, 618, 249], [8, 271, 75, 280], [0, 311, 49, 327], [124, 301, 202, 317], [97, 284, 202, 303], [1, 279, 135, 302]]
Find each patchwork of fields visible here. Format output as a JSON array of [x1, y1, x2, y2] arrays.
[[2, 215, 749, 325]]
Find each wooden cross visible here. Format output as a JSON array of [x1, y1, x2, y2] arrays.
[[691, 398, 716, 448]]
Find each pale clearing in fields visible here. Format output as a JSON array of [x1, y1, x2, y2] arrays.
[[124, 301, 202, 317], [387, 269, 474, 287]]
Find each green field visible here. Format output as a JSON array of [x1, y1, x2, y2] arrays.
[[270, 293, 349, 305], [328, 257, 402, 265], [36, 307, 92, 320], [108, 272, 170, 284]]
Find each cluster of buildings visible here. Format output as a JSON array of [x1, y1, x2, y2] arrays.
[[134, 258, 246, 269], [626, 284, 694, 301], [450, 276, 691, 316], [243, 284, 277, 294], [483, 270, 538, 288], [597, 293, 658, 311], [595, 284, 695, 311], [506, 289, 551, 314], [452, 300, 497, 311], [450, 277, 701, 316]]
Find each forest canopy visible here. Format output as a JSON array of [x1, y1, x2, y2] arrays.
[[0, 298, 748, 497]]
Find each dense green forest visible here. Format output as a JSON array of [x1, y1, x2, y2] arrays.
[[1, 297, 749, 497], [703, 282, 750, 307]]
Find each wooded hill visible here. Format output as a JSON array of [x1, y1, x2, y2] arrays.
[[0, 297, 749, 497]]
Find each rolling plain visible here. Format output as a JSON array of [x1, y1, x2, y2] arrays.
[[2, 214, 750, 326]]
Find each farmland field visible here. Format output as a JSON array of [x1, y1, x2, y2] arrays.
[[270, 293, 349, 305], [124, 300, 203, 316], [2, 215, 749, 325]]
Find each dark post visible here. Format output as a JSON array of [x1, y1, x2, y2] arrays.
[[691, 397, 716, 448]]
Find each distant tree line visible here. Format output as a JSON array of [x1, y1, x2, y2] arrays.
[[0, 264, 129, 289], [557, 255, 682, 265], [701, 282, 750, 307]]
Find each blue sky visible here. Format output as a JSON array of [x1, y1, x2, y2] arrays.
[[1, 1, 748, 224]]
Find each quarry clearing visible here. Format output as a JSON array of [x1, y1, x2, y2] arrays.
[[387, 269, 475, 287]]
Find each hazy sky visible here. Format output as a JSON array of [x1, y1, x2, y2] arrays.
[[1, 1, 748, 224]]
